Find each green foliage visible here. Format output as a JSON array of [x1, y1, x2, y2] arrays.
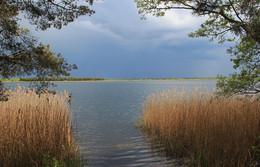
[[135, 0, 260, 43], [0, 0, 94, 79], [42, 150, 82, 167], [3, 0, 95, 30], [42, 151, 82, 167], [43, 153, 63, 167], [252, 135, 260, 157], [1, 42, 77, 78], [135, 0, 260, 95], [216, 37, 260, 95], [0, 0, 95, 99]]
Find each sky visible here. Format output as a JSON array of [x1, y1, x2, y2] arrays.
[[27, 0, 235, 79]]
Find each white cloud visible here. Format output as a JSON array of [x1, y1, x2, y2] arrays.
[[136, 10, 208, 47], [21, 0, 235, 78], [74, 20, 125, 41], [149, 31, 190, 47], [146, 10, 206, 31], [63, 1, 208, 49]]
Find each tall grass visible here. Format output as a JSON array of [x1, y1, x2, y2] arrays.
[[140, 87, 260, 167], [0, 85, 79, 166]]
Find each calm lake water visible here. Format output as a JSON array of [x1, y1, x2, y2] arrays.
[[6, 81, 216, 167]]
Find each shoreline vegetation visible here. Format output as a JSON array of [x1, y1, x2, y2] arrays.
[[0, 85, 80, 166], [3, 79, 258, 167], [139, 87, 260, 167], [0, 77, 218, 82]]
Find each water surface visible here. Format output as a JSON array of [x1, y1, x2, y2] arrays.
[[6, 81, 216, 167]]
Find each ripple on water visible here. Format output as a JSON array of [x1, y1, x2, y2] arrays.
[[6, 81, 216, 166], [81, 134, 180, 167]]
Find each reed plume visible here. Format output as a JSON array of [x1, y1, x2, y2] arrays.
[[0, 85, 78, 166], [141, 87, 260, 167]]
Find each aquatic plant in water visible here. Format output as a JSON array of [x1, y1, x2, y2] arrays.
[[140, 87, 260, 167]]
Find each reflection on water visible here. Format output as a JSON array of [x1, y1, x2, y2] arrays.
[[6, 81, 216, 167]]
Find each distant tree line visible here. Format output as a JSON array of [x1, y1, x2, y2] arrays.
[[20, 77, 105, 82]]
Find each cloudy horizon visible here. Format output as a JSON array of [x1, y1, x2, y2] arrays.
[[24, 0, 236, 79]]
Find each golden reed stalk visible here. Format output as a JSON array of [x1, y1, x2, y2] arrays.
[[0, 85, 78, 166], [141, 87, 260, 167]]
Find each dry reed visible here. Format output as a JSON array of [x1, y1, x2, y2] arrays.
[[141, 87, 260, 167], [0, 85, 78, 167]]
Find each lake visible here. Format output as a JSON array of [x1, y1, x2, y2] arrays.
[[6, 80, 216, 167]]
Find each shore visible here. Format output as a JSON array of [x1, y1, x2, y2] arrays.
[[0, 77, 218, 82]]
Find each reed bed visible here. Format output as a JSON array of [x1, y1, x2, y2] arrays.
[[141, 87, 260, 167], [0, 85, 79, 167]]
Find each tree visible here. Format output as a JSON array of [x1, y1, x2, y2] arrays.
[[0, 0, 95, 96], [216, 36, 259, 96], [135, 0, 260, 96]]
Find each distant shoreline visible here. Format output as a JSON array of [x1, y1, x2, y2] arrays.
[[1, 77, 218, 82], [0, 77, 218, 82], [108, 78, 218, 81]]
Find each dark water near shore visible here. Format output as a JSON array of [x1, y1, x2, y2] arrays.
[[6, 81, 216, 167]]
